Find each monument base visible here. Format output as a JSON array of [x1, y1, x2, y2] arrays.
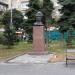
[[27, 51, 50, 55], [33, 26, 46, 54]]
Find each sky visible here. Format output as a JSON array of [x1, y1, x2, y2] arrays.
[[51, 0, 62, 21]]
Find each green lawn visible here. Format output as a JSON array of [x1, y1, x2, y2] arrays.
[[0, 31, 33, 61], [0, 40, 69, 61], [48, 40, 66, 53], [0, 40, 67, 60], [0, 42, 32, 61]]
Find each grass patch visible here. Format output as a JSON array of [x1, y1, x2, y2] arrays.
[[48, 40, 66, 53], [0, 41, 32, 61], [0, 40, 69, 61], [47, 40, 67, 62]]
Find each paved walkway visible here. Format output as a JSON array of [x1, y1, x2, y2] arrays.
[[0, 62, 75, 75], [8, 54, 54, 64]]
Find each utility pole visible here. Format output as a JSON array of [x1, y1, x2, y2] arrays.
[[10, 0, 13, 29]]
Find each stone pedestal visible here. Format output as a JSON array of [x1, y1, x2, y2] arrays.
[[33, 25, 46, 54]]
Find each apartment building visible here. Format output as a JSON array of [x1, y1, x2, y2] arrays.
[[8, 0, 29, 14], [0, 0, 29, 12], [0, 0, 8, 13]]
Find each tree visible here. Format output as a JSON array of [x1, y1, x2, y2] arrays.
[[22, 0, 53, 35], [3, 26, 17, 48], [2, 9, 23, 30], [58, 0, 75, 45], [1, 9, 23, 48], [58, 0, 75, 33], [42, 0, 53, 22]]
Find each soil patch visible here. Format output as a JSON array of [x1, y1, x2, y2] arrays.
[[49, 54, 65, 63]]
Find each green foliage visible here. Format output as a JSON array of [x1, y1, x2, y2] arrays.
[[58, 0, 75, 33], [0, 28, 17, 48], [2, 9, 23, 30], [0, 15, 3, 23], [1, 9, 23, 48], [21, 20, 32, 34], [0, 15, 4, 28], [42, 0, 53, 19], [0, 32, 3, 44], [22, 0, 53, 34], [3, 27, 17, 48]]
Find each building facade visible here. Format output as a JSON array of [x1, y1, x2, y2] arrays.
[[8, 0, 29, 13], [0, 0, 8, 14], [0, 0, 29, 13], [5, 0, 29, 19]]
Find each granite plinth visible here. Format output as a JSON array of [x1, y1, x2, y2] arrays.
[[33, 26, 46, 54]]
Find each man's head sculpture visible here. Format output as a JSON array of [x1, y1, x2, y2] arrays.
[[34, 11, 44, 25]]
